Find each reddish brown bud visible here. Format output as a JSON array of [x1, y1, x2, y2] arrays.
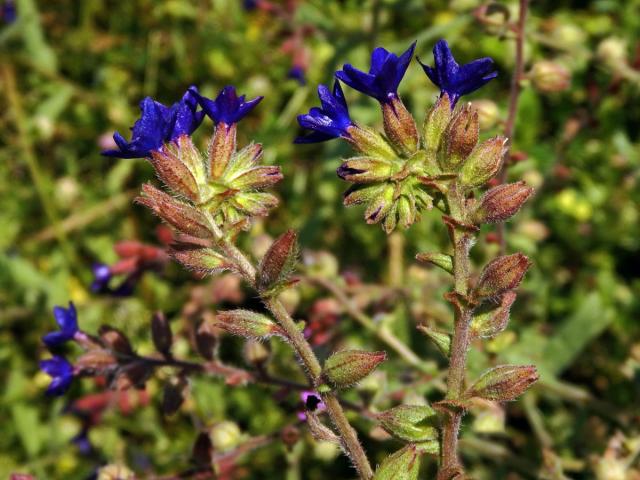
[[191, 431, 214, 468], [136, 184, 214, 238], [467, 365, 539, 401], [99, 325, 134, 356], [151, 311, 173, 357], [470, 291, 517, 338], [381, 96, 419, 156], [473, 181, 534, 224], [214, 309, 284, 339], [150, 148, 199, 201], [322, 350, 386, 388], [208, 122, 236, 179], [162, 375, 188, 416], [195, 321, 218, 360], [441, 104, 479, 170], [256, 230, 298, 293], [474, 253, 531, 300]]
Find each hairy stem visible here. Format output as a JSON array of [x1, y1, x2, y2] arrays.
[[498, 0, 529, 253], [440, 189, 476, 474], [217, 237, 373, 479]]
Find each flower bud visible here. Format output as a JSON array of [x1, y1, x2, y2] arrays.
[[337, 157, 393, 184], [422, 93, 452, 151], [471, 99, 500, 130], [230, 166, 283, 190], [195, 321, 217, 360], [191, 432, 213, 468], [150, 148, 200, 201], [364, 185, 394, 224], [441, 104, 479, 170], [345, 124, 397, 159], [415, 252, 453, 274], [210, 420, 242, 451], [530, 61, 571, 93], [467, 365, 539, 401], [596, 37, 628, 69], [458, 136, 507, 188], [256, 230, 299, 294], [214, 309, 284, 339], [322, 350, 386, 388], [99, 326, 133, 355], [377, 405, 438, 442], [372, 444, 422, 480], [470, 290, 516, 338], [170, 245, 234, 275], [472, 181, 534, 224], [175, 135, 208, 184], [136, 184, 214, 238], [151, 311, 173, 357], [381, 96, 419, 156], [474, 253, 531, 300], [162, 375, 187, 416], [416, 325, 451, 356], [396, 196, 417, 230], [208, 122, 237, 179]]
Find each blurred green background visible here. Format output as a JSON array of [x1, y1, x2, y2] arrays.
[[1, 0, 639, 478]]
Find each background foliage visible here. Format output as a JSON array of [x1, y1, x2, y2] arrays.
[[1, 0, 639, 478]]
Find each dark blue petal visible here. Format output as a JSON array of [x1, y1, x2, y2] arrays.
[[40, 356, 74, 396], [191, 85, 262, 125], [42, 331, 70, 348], [295, 81, 352, 143], [419, 38, 497, 106], [336, 42, 415, 102]]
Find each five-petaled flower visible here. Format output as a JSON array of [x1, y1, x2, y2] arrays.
[[40, 355, 74, 396], [188, 85, 263, 126], [102, 88, 204, 159], [335, 42, 416, 103], [418, 39, 497, 106], [295, 81, 353, 143], [42, 302, 80, 348]]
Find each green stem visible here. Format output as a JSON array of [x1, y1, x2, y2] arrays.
[[216, 236, 373, 479]]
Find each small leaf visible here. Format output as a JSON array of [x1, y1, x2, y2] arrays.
[[470, 291, 516, 338], [416, 325, 451, 356], [415, 252, 453, 274]]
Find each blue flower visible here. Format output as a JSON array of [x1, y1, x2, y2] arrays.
[[335, 42, 416, 103], [40, 356, 74, 396], [102, 88, 204, 159], [2, 0, 16, 24], [417, 39, 498, 106], [188, 85, 263, 125], [42, 302, 79, 348], [90, 263, 112, 293], [295, 81, 353, 143], [288, 66, 306, 85]]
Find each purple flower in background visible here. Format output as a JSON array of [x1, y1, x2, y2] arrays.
[[295, 81, 352, 143], [2, 0, 16, 24], [335, 42, 416, 103], [417, 39, 497, 106], [102, 88, 204, 159], [42, 302, 79, 348], [288, 65, 306, 85], [297, 390, 326, 420], [243, 0, 258, 11], [188, 85, 263, 125], [40, 356, 74, 396], [91, 263, 112, 292], [90, 262, 137, 297]]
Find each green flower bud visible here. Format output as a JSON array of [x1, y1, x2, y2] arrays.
[[382, 96, 419, 157], [377, 405, 438, 442], [208, 123, 237, 179], [422, 93, 452, 151], [530, 61, 571, 93], [458, 136, 507, 188], [346, 124, 397, 160], [170, 245, 234, 275], [415, 252, 453, 274], [441, 104, 479, 170], [337, 157, 393, 183], [470, 291, 517, 338], [372, 444, 422, 480], [467, 365, 539, 401], [323, 350, 386, 388], [214, 309, 284, 339], [474, 253, 531, 300], [150, 147, 200, 201]]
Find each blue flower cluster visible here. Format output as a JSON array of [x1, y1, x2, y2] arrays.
[[296, 39, 497, 143], [40, 302, 80, 395], [102, 85, 262, 159]]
